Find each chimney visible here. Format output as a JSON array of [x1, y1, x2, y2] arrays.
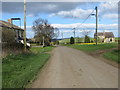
[[8, 19, 12, 24]]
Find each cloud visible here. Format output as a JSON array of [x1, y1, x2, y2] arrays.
[[98, 2, 118, 20], [49, 8, 94, 19], [2, 2, 118, 20], [21, 26, 32, 29], [2, 2, 83, 16], [49, 2, 118, 20], [51, 23, 118, 30], [102, 14, 118, 19], [99, 2, 118, 15], [22, 24, 118, 38]]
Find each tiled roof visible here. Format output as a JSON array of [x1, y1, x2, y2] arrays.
[[0, 20, 24, 30], [94, 32, 114, 38], [104, 32, 114, 38]]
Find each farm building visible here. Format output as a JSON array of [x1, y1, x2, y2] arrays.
[[94, 32, 115, 43], [0, 20, 24, 42]]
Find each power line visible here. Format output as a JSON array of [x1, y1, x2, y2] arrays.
[[73, 8, 96, 32], [79, 8, 95, 27]]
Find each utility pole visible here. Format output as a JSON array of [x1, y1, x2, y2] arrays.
[[24, 0, 27, 52], [62, 32, 63, 40], [73, 28, 75, 43], [95, 6, 98, 45], [43, 36, 45, 47], [73, 28, 75, 38]]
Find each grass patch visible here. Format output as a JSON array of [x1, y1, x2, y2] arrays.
[[2, 46, 54, 88], [103, 50, 120, 63], [30, 46, 54, 54], [64, 43, 118, 52]]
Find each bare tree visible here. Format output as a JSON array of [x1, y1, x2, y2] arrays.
[[81, 30, 91, 37], [32, 18, 59, 46], [81, 30, 91, 43]]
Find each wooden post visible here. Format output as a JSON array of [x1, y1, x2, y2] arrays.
[[95, 6, 98, 45], [24, 0, 27, 52]]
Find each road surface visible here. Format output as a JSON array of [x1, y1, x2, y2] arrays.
[[31, 46, 118, 88]]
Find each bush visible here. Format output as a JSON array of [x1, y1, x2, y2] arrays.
[[84, 35, 90, 43], [91, 40, 94, 43], [2, 28, 16, 43], [70, 37, 74, 44]]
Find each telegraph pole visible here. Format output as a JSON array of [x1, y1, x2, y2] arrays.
[[73, 28, 75, 38], [62, 32, 63, 40], [24, 0, 27, 52], [95, 6, 98, 45], [43, 36, 45, 47]]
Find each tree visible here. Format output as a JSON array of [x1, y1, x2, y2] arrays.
[[81, 30, 91, 43], [32, 18, 59, 46], [84, 35, 90, 43], [81, 30, 91, 37], [70, 37, 74, 44]]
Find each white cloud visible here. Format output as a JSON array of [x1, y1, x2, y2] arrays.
[[21, 23, 118, 31], [2, 2, 82, 16], [102, 14, 118, 19], [21, 26, 32, 29], [99, 2, 118, 20], [51, 23, 118, 30], [49, 8, 94, 19], [49, 2, 118, 20], [99, 2, 118, 14], [27, 14, 35, 17]]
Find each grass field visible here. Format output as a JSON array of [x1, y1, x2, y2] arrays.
[[59, 38, 84, 43], [103, 50, 119, 63], [64, 43, 119, 63], [64, 43, 118, 52], [2, 46, 54, 88], [59, 37, 119, 44]]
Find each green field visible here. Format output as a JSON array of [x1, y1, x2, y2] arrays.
[[2, 46, 54, 88], [59, 38, 84, 44], [103, 50, 119, 63], [59, 37, 119, 44], [64, 43, 118, 52], [64, 43, 119, 63]]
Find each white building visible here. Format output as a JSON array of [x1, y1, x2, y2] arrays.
[[94, 32, 115, 43]]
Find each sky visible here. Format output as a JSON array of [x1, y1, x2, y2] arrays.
[[1, 1, 119, 39]]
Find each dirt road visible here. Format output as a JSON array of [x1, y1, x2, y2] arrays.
[[31, 46, 118, 88]]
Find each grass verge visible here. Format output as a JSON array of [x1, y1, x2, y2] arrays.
[[103, 50, 119, 63], [2, 46, 54, 88], [64, 43, 118, 52], [64, 43, 119, 63]]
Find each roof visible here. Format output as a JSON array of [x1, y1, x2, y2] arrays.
[[94, 32, 114, 38], [104, 32, 114, 38], [97, 32, 104, 36], [0, 20, 24, 30]]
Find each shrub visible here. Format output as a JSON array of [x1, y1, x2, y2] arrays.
[[70, 37, 74, 44], [2, 28, 16, 43], [91, 40, 94, 43], [84, 35, 90, 43]]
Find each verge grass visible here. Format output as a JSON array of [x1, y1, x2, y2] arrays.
[[65, 43, 118, 52], [103, 50, 119, 63], [2, 46, 54, 88]]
